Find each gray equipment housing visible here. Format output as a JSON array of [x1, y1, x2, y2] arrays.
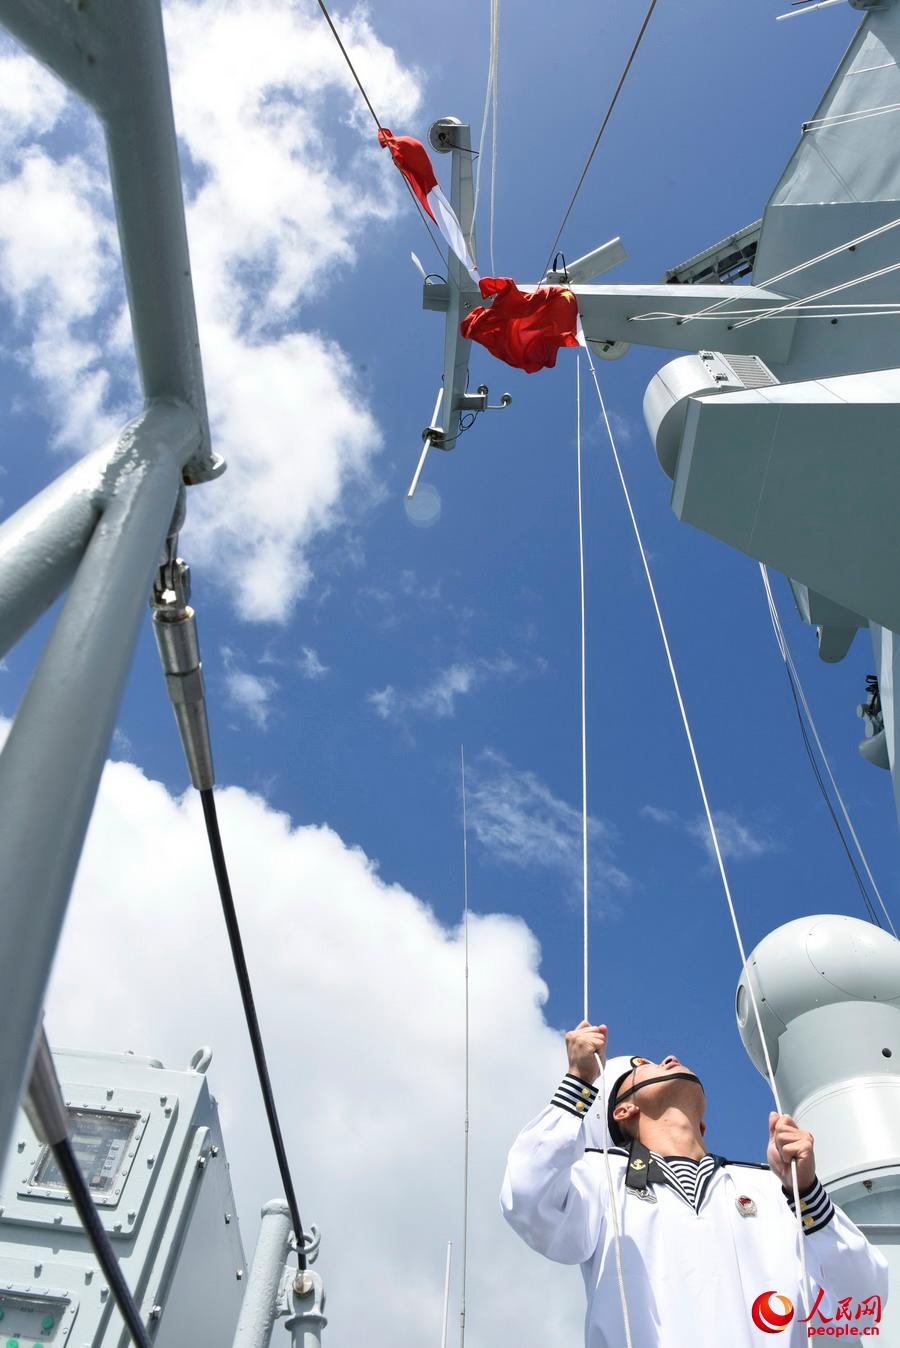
[[637, 0, 900, 823], [0, 1047, 246, 1347]]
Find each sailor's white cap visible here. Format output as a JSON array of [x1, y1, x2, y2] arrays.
[[584, 1054, 638, 1150]]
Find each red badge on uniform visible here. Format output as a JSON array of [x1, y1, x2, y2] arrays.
[[736, 1195, 757, 1217]]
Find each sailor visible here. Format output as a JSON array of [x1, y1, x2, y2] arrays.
[[501, 1021, 888, 1346]]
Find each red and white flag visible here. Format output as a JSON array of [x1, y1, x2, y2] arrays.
[[379, 129, 479, 281]]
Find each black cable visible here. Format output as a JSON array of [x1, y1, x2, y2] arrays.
[[315, 0, 381, 130], [51, 1137, 152, 1347], [313, 0, 451, 274], [542, 0, 660, 278], [400, 179, 456, 273], [200, 787, 308, 1268], [780, 658, 883, 928]]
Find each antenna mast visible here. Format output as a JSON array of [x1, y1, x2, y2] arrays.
[[459, 746, 471, 1348]]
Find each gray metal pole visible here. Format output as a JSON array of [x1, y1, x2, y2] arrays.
[[0, 446, 109, 660], [232, 1202, 294, 1348], [0, 0, 220, 485], [0, 400, 200, 1163]]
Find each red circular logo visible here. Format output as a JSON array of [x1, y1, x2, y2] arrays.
[[751, 1292, 795, 1333]]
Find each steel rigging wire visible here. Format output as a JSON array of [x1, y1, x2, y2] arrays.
[[313, 0, 452, 275], [780, 661, 882, 928], [542, 0, 660, 279], [759, 564, 896, 936], [200, 787, 309, 1269], [151, 555, 312, 1274]]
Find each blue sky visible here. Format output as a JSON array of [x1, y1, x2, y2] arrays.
[[1, 0, 895, 1340]]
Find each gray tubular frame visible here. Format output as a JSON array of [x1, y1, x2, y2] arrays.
[[0, 0, 223, 1163]]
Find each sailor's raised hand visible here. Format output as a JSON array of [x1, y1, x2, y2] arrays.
[[565, 1021, 608, 1084], [767, 1112, 817, 1192]]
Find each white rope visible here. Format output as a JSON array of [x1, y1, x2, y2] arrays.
[[580, 346, 812, 1317], [489, 1, 498, 277], [459, 747, 471, 1348], [849, 61, 899, 76], [630, 301, 900, 323], [732, 258, 900, 329], [575, 359, 635, 1348], [473, 0, 500, 274], [759, 565, 897, 937], [804, 100, 900, 129], [677, 211, 900, 328], [577, 360, 590, 1025]]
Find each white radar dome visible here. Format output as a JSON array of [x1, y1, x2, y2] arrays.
[[736, 914, 900, 1186]]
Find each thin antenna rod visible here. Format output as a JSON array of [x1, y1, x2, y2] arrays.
[[408, 387, 445, 500], [459, 746, 471, 1348], [441, 1242, 453, 1348]]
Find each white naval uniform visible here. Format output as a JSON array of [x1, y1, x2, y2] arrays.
[[501, 1076, 888, 1347]]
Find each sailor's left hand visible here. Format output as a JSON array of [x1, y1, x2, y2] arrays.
[[767, 1112, 817, 1192]]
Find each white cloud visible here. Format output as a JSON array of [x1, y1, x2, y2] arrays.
[[640, 804, 678, 825], [642, 803, 776, 863], [298, 646, 329, 680], [40, 754, 587, 1347], [369, 662, 476, 721], [0, 54, 67, 160], [467, 750, 630, 904], [610, 410, 637, 444], [154, 0, 422, 623], [222, 645, 278, 728], [0, 147, 124, 448], [687, 810, 776, 864], [0, 1, 423, 622], [367, 684, 399, 719], [111, 728, 134, 758], [356, 569, 451, 633], [368, 656, 520, 723]]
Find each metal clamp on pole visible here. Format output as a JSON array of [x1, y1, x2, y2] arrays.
[[26, 1027, 153, 1348], [151, 548, 215, 791], [232, 1210, 327, 1348]]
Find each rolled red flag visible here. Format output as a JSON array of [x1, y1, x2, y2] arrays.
[[460, 277, 581, 373]]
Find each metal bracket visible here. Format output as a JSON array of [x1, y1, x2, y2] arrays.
[[283, 1268, 327, 1347], [152, 555, 191, 612], [469, 385, 512, 413]]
